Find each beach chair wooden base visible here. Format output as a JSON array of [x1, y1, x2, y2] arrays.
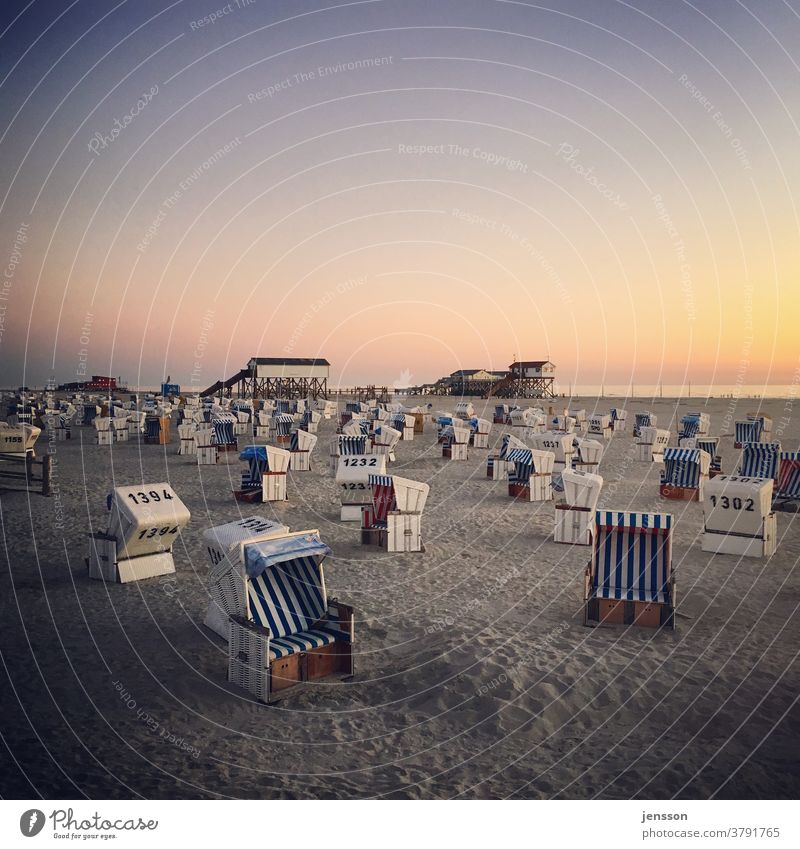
[[276, 435, 291, 445], [233, 423, 248, 436], [262, 472, 287, 502], [233, 488, 262, 504], [228, 606, 354, 705], [360, 527, 386, 546], [554, 504, 593, 545], [115, 429, 129, 442], [412, 413, 425, 434], [197, 446, 218, 465], [56, 428, 71, 441], [443, 443, 468, 460], [255, 426, 270, 437], [87, 533, 176, 584], [584, 566, 675, 630], [215, 442, 238, 453], [471, 433, 489, 449], [96, 431, 113, 446], [508, 479, 552, 502], [178, 438, 196, 455], [660, 483, 700, 502], [701, 519, 777, 558]]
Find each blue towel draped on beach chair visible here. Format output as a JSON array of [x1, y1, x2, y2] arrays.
[[661, 448, 702, 488], [591, 512, 672, 603], [738, 442, 780, 480]]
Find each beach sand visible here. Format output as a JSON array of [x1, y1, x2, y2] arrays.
[[1, 395, 798, 799]]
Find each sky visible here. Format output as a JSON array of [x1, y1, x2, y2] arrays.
[[0, 0, 798, 391]]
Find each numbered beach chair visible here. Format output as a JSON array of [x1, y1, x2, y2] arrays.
[[530, 431, 574, 469], [289, 428, 318, 471], [336, 452, 387, 520], [774, 451, 800, 511], [455, 401, 475, 420], [584, 511, 675, 629], [572, 438, 604, 473], [737, 442, 780, 481], [702, 475, 776, 557], [87, 483, 190, 583], [636, 426, 671, 462], [234, 445, 291, 502], [329, 433, 369, 472], [507, 447, 554, 501], [203, 516, 290, 638], [610, 408, 627, 432], [587, 414, 612, 440], [468, 417, 492, 449], [659, 447, 710, 501], [225, 531, 354, 703], [633, 411, 656, 438], [361, 474, 430, 551], [441, 424, 470, 460], [486, 432, 526, 480], [554, 468, 603, 545]]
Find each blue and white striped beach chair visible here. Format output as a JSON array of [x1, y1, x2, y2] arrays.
[[226, 531, 354, 703], [738, 442, 780, 481], [507, 447, 554, 501], [584, 511, 675, 629], [735, 420, 761, 447], [211, 414, 237, 449], [633, 412, 655, 438], [660, 447, 709, 500]]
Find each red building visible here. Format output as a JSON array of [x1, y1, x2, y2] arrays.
[[58, 375, 118, 392]]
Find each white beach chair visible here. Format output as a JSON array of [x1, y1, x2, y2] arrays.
[[554, 468, 603, 545], [702, 475, 776, 558]]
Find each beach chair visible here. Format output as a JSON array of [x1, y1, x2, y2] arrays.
[[678, 412, 709, 440], [509, 407, 534, 429], [493, 404, 510, 425], [435, 415, 454, 442], [144, 414, 171, 445], [225, 531, 354, 703], [203, 516, 290, 637], [572, 437, 604, 473], [633, 412, 656, 438], [234, 445, 291, 502], [441, 424, 470, 460], [568, 408, 587, 433], [660, 447, 710, 501], [468, 417, 492, 449], [584, 511, 675, 629], [177, 423, 197, 455], [737, 442, 781, 481], [93, 416, 113, 446], [486, 433, 525, 480], [300, 409, 322, 434], [455, 401, 475, 420], [587, 414, 612, 440], [317, 399, 338, 420], [111, 416, 129, 442], [211, 413, 238, 453], [554, 468, 603, 545], [254, 409, 272, 437], [272, 413, 294, 444], [774, 452, 800, 511], [336, 452, 387, 520], [329, 433, 369, 471], [390, 413, 415, 441], [549, 414, 576, 433], [682, 436, 722, 475], [507, 447, 554, 501], [289, 428, 318, 471], [734, 419, 761, 449], [372, 425, 401, 461], [530, 431, 574, 469], [610, 408, 627, 432], [195, 425, 217, 465], [702, 475, 776, 557], [636, 426, 671, 462], [87, 483, 190, 583], [361, 474, 430, 551]]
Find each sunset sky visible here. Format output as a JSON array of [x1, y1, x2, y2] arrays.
[[0, 0, 797, 391]]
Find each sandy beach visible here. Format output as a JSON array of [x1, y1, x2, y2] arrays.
[[1, 395, 798, 800]]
